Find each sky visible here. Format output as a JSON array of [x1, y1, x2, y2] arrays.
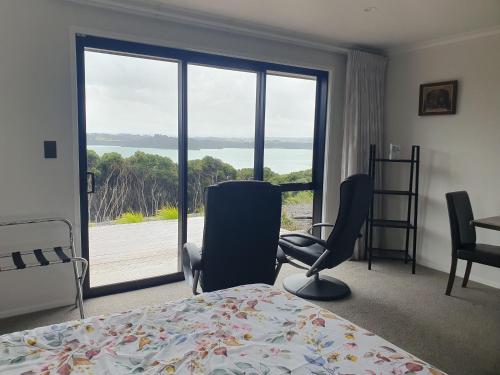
[[84, 50, 317, 139]]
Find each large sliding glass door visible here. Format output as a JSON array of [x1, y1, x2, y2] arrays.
[[82, 49, 181, 294], [76, 35, 328, 297]]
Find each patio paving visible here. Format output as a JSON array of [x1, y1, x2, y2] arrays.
[[89, 217, 204, 287], [88, 214, 299, 288]]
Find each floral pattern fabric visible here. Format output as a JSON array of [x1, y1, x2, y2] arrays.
[[0, 284, 446, 374]]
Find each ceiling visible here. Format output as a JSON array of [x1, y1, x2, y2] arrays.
[[81, 0, 500, 52]]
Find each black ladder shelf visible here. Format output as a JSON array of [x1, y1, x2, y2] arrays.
[[365, 144, 420, 274]]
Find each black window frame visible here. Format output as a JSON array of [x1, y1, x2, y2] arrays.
[[76, 34, 329, 297]]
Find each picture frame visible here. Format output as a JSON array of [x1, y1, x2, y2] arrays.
[[418, 80, 458, 116]]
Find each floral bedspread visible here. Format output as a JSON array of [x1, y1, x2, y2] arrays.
[[0, 284, 445, 374]]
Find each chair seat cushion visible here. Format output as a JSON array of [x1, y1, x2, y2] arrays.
[[278, 237, 326, 266], [457, 243, 500, 268], [280, 234, 316, 247]]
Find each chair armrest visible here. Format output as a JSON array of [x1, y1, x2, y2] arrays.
[[281, 232, 328, 248], [307, 222, 335, 234], [307, 223, 363, 239], [276, 246, 288, 263], [183, 242, 202, 270]]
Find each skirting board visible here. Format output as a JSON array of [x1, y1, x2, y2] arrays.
[[418, 258, 500, 290], [0, 298, 75, 320]]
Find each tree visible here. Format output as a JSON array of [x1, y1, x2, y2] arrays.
[[187, 156, 237, 212], [236, 168, 253, 180], [86, 150, 312, 223], [128, 152, 178, 216]]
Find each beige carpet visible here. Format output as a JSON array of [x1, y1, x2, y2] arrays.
[[1, 260, 499, 375]]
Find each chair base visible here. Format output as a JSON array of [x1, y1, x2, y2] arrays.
[[283, 273, 351, 301]]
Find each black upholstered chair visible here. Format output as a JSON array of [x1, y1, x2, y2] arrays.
[[277, 174, 373, 300], [182, 180, 282, 294], [445, 191, 500, 295]]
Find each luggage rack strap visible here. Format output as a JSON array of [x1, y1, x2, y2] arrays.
[[34, 249, 50, 266], [54, 246, 71, 263], [11, 251, 26, 269]]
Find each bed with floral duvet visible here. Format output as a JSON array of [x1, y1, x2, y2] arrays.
[[0, 284, 445, 374]]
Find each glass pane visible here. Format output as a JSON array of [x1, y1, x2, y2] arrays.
[[281, 191, 313, 233], [187, 64, 257, 246], [85, 50, 179, 287], [264, 73, 316, 183]]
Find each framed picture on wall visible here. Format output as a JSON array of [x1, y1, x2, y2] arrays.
[[418, 80, 458, 116]]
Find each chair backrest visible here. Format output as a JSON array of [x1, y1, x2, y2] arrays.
[[445, 191, 476, 252], [325, 174, 373, 268], [200, 180, 282, 292]]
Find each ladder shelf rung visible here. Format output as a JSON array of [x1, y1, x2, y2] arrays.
[[373, 189, 415, 196], [370, 247, 408, 253], [374, 158, 415, 163], [369, 219, 415, 229]]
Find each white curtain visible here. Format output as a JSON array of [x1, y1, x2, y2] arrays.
[[341, 49, 387, 259]]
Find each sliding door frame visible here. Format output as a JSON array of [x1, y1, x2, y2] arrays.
[[76, 34, 329, 298]]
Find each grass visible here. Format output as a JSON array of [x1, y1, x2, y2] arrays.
[[111, 194, 309, 228], [116, 212, 144, 224], [157, 206, 179, 220], [283, 190, 314, 205]]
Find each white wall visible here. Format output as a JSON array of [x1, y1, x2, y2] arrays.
[[0, 0, 346, 317], [385, 33, 500, 288]]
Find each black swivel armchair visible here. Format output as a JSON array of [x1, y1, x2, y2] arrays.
[[277, 174, 373, 300], [182, 180, 282, 294], [445, 191, 500, 295]]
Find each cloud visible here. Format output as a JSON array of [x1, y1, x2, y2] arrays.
[[84, 50, 316, 139]]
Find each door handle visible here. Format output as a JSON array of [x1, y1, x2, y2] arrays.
[[87, 172, 95, 194]]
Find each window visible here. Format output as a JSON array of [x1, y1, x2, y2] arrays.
[[77, 35, 328, 296], [264, 73, 317, 231], [264, 73, 316, 180], [187, 65, 257, 245]]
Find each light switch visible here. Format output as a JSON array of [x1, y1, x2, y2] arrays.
[[44, 141, 57, 158]]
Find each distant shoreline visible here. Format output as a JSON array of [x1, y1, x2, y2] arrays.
[[87, 142, 312, 150], [87, 133, 313, 150]]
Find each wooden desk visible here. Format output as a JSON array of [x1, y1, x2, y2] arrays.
[[471, 216, 500, 231]]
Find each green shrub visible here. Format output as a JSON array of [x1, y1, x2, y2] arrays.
[[116, 212, 144, 224], [281, 210, 301, 231], [157, 206, 179, 220], [283, 190, 314, 205]]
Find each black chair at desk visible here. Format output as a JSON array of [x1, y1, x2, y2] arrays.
[[445, 191, 500, 296]]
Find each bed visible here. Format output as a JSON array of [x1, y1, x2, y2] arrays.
[[0, 284, 445, 374]]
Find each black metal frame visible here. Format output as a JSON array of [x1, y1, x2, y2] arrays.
[[76, 34, 329, 298], [365, 144, 420, 274]]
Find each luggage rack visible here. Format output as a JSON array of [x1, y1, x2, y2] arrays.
[[0, 218, 88, 318]]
